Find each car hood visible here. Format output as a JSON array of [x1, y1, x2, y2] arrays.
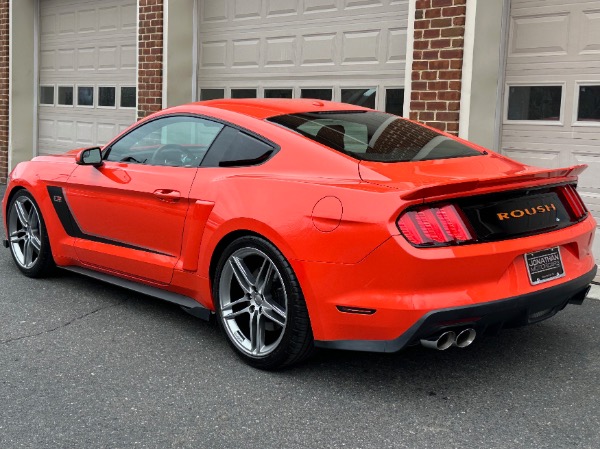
[[358, 152, 587, 200]]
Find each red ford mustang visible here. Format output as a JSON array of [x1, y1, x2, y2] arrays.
[[2, 99, 596, 369]]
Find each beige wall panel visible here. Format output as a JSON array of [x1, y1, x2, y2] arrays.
[[579, 10, 600, 54], [301, 34, 336, 66], [232, 39, 261, 67], [234, 0, 261, 20], [510, 14, 568, 56]]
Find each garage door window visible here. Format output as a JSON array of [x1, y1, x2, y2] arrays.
[[40, 86, 54, 106], [120, 87, 136, 108], [265, 89, 293, 99], [507, 85, 562, 121], [577, 85, 600, 122], [341, 88, 376, 109], [78, 86, 94, 107], [200, 89, 225, 101], [301, 89, 333, 101], [385, 88, 404, 116], [57, 86, 73, 106], [231, 89, 257, 99], [99, 87, 116, 108]]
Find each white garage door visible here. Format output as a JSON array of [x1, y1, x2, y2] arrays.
[[197, 0, 407, 115], [501, 0, 600, 272], [38, 0, 137, 155]]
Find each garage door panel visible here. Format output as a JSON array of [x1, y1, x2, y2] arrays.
[[501, 149, 561, 169], [38, 0, 136, 155], [502, 0, 600, 276]]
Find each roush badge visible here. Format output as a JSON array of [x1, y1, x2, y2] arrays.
[[524, 247, 565, 285], [497, 203, 556, 221]]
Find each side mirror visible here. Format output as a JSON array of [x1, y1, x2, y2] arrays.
[[76, 147, 103, 167]]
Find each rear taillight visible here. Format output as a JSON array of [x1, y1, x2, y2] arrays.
[[398, 204, 474, 246], [556, 185, 587, 221]]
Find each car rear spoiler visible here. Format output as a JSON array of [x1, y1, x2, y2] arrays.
[[400, 165, 588, 201]]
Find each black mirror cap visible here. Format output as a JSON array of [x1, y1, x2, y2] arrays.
[[77, 147, 103, 167]]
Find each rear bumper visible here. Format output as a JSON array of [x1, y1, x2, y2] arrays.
[[315, 265, 596, 353]]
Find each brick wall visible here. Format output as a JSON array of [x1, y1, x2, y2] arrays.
[[410, 0, 466, 135], [137, 0, 164, 120], [0, 0, 8, 184]]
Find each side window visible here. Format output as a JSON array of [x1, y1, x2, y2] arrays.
[[202, 127, 275, 167], [106, 116, 224, 167]]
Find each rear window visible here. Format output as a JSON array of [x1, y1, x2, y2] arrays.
[[268, 111, 482, 162]]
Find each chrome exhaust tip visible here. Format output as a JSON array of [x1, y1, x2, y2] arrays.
[[454, 328, 476, 348], [420, 331, 456, 351]]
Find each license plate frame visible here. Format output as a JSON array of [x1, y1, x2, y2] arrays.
[[524, 246, 565, 286]]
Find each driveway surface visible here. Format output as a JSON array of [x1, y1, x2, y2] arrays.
[[1, 184, 599, 449]]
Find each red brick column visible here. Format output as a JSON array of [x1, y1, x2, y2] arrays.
[[137, 0, 164, 120], [0, 0, 9, 183], [410, 0, 466, 135]]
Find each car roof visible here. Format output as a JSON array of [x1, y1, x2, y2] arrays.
[[182, 98, 369, 120]]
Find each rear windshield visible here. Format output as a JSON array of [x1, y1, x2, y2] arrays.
[[268, 111, 482, 162]]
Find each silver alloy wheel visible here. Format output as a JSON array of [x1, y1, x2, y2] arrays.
[[219, 247, 288, 357], [8, 196, 43, 269]]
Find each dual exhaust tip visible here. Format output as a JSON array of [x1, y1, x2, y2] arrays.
[[420, 328, 476, 351]]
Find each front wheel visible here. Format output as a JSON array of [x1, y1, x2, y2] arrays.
[[213, 236, 313, 370], [7, 190, 55, 278]]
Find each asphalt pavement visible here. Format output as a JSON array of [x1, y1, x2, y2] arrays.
[[1, 183, 599, 449]]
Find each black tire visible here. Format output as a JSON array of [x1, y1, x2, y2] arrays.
[[213, 235, 314, 370], [7, 190, 55, 278]]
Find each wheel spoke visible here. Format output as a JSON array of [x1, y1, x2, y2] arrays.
[[23, 240, 34, 267], [249, 312, 265, 355], [256, 258, 274, 295], [30, 234, 42, 252], [9, 230, 26, 243], [14, 201, 29, 227], [229, 256, 256, 293], [222, 306, 251, 320], [262, 307, 286, 328], [263, 296, 286, 320], [221, 296, 250, 312]]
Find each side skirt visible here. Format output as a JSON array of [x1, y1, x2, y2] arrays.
[[62, 266, 212, 321]]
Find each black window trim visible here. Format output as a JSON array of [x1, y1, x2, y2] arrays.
[[102, 113, 280, 168]]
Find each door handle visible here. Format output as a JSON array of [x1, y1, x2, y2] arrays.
[[153, 189, 181, 202]]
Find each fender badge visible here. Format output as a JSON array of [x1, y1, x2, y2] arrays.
[[53, 196, 63, 203]]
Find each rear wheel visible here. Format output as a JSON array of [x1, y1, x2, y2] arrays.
[[213, 236, 313, 370], [7, 190, 55, 278]]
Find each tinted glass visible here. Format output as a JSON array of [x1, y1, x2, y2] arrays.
[[301, 89, 332, 101], [507, 86, 562, 121], [78, 86, 94, 106], [202, 127, 274, 167], [58, 86, 73, 106], [99, 87, 116, 107], [385, 89, 404, 116], [231, 89, 257, 99], [341, 88, 376, 108], [201, 89, 225, 101], [106, 116, 224, 166], [265, 89, 293, 99], [268, 111, 481, 163], [120, 87, 136, 108], [40, 86, 54, 105], [577, 85, 600, 121]]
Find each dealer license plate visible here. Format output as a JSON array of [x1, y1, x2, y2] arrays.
[[524, 247, 565, 285]]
